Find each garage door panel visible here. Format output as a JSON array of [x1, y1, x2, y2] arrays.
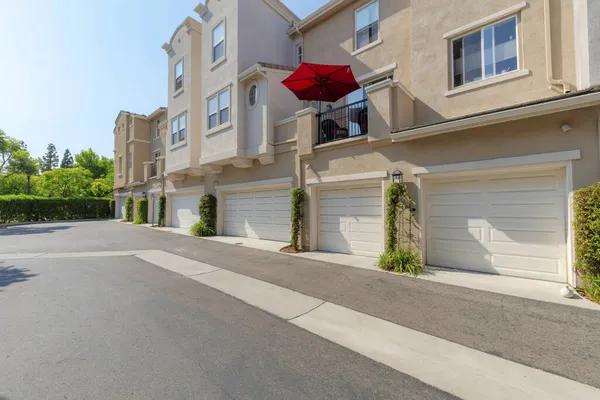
[[349, 222, 381, 234], [426, 168, 567, 282], [348, 206, 382, 216], [492, 254, 559, 274], [321, 222, 346, 232], [223, 188, 291, 242], [171, 193, 201, 229], [428, 180, 480, 194], [349, 240, 382, 254]]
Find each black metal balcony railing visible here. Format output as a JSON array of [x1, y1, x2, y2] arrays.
[[317, 99, 368, 145], [150, 163, 157, 178]]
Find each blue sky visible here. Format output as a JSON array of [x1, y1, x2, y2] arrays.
[[0, 0, 326, 160]]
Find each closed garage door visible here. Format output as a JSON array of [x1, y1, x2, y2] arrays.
[[318, 185, 383, 257], [425, 168, 567, 282], [150, 195, 159, 224], [171, 193, 201, 229], [223, 189, 290, 242], [117, 197, 126, 220]]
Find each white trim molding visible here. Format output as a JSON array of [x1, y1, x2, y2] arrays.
[[216, 177, 293, 192], [412, 150, 581, 176], [274, 115, 297, 127], [445, 70, 530, 97], [351, 38, 383, 57], [442, 2, 528, 39], [356, 63, 396, 84], [165, 185, 205, 195], [306, 171, 388, 186]]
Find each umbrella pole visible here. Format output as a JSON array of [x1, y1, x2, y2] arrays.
[[318, 90, 323, 145]]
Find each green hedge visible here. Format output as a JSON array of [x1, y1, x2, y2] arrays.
[[573, 183, 600, 302], [199, 194, 217, 232], [290, 188, 305, 250], [109, 199, 116, 219], [158, 195, 166, 227], [125, 196, 133, 222], [0, 195, 111, 223], [133, 198, 148, 225]]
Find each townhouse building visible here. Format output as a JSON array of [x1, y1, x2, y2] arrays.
[[119, 0, 600, 286], [113, 107, 168, 224]]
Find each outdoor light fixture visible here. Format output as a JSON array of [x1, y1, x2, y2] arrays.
[[392, 170, 403, 184], [142, 192, 147, 199]]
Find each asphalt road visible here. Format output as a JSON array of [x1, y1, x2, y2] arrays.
[[0, 228, 455, 399]]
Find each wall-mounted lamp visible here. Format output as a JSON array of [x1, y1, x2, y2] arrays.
[[392, 170, 404, 184], [142, 192, 147, 199]]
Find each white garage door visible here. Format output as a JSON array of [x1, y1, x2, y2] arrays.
[[171, 193, 201, 229], [150, 195, 159, 224], [223, 189, 290, 242], [319, 185, 383, 257], [117, 197, 126, 220], [425, 168, 567, 282]]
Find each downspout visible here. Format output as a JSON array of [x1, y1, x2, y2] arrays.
[[544, 0, 571, 94]]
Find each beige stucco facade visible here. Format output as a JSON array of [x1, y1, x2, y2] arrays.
[[113, 0, 600, 283]]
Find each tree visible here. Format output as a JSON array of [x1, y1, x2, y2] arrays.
[[39, 167, 93, 198], [0, 174, 40, 196], [60, 149, 74, 168], [0, 129, 24, 175], [90, 169, 114, 198], [75, 148, 112, 179], [8, 149, 39, 194], [41, 143, 59, 172]]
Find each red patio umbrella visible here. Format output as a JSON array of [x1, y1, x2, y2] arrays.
[[281, 63, 361, 112]]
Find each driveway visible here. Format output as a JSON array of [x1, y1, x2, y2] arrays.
[[1, 221, 599, 398]]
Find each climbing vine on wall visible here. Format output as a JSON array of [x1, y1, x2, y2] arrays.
[[290, 188, 305, 250]]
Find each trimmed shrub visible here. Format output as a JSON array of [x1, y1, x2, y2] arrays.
[[378, 248, 423, 275], [125, 196, 133, 222], [133, 198, 148, 225], [109, 199, 116, 218], [573, 182, 600, 302], [0, 195, 111, 223], [290, 188, 305, 250], [198, 194, 217, 232], [189, 221, 216, 237], [158, 194, 166, 227]]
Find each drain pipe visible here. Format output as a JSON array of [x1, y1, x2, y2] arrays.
[[544, 0, 571, 94]]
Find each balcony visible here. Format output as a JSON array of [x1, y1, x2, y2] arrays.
[[150, 163, 157, 178], [316, 99, 368, 145]]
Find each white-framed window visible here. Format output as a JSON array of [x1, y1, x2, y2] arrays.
[[128, 153, 132, 169], [154, 150, 161, 162], [248, 84, 258, 108], [295, 43, 303, 66], [155, 120, 160, 139], [212, 21, 225, 63], [451, 16, 518, 88], [208, 88, 230, 129], [175, 60, 183, 92], [171, 113, 186, 145], [355, 0, 379, 50]]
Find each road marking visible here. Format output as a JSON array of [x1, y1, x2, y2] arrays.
[[3, 248, 599, 398]]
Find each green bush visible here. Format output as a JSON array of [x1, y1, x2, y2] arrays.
[[573, 183, 600, 302], [0, 195, 111, 223], [378, 248, 423, 275], [133, 198, 148, 225], [189, 221, 216, 237], [198, 194, 217, 232], [109, 199, 116, 218], [385, 183, 412, 253], [158, 194, 166, 227], [125, 196, 133, 222], [290, 188, 305, 250]]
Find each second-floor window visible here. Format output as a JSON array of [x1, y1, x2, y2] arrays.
[[208, 88, 230, 130], [296, 43, 303, 66], [452, 16, 518, 88], [175, 60, 183, 92], [212, 21, 225, 63], [171, 114, 186, 145], [355, 0, 379, 50], [155, 120, 160, 139], [154, 150, 161, 161]]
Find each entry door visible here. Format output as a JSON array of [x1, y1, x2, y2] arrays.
[[425, 168, 567, 282], [223, 189, 291, 242], [318, 185, 383, 257]]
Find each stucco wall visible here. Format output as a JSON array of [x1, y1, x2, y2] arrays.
[[411, 0, 576, 124], [244, 77, 268, 156], [113, 114, 129, 189], [588, 0, 600, 86], [150, 112, 167, 154], [274, 119, 297, 143], [238, 0, 295, 72]]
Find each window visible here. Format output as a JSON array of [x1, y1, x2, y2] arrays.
[[155, 120, 160, 139], [212, 21, 225, 63], [171, 114, 186, 145], [154, 150, 161, 161], [208, 88, 230, 129], [452, 16, 518, 88], [355, 0, 379, 50], [128, 153, 132, 169], [248, 84, 257, 107], [175, 60, 183, 92], [295, 43, 303, 66]]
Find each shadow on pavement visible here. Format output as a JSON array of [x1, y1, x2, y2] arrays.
[[0, 263, 38, 288], [0, 225, 72, 236]]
